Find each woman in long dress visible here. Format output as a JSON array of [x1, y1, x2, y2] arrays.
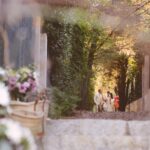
[[103, 91, 113, 112]]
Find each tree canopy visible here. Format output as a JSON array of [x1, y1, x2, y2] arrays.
[[43, 0, 150, 115]]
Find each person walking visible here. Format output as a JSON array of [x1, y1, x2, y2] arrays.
[[94, 89, 104, 112]]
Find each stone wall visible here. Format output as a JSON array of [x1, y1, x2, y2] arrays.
[[144, 90, 150, 111], [42, 119, 150, 150], [40, 33, 47, 89], [142, 55, 150, 112], [33, 17, 48, 89], [126, 98, 143, 112]]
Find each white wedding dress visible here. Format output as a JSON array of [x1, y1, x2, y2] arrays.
[[104, 96, 113, 112]]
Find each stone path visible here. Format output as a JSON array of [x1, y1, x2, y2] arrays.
[[68, 111, 150, 120], [39, 119, 150, 150]]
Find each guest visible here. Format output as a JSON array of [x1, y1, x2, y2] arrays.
[[114, 96, 119, 112], [94, 89, 104, 112]]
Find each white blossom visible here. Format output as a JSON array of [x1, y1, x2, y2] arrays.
[[0, 83, 10, 106], [4, 119, 23, 144], [33, 72, 39, 81], [23, 128, 37, 150], [0, 68, 6, 76], [16, 73, 21, 79], [0, 119, 36, 149], [33, 71, 39, 87]]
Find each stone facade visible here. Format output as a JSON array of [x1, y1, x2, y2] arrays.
[[0, 3, 48, 89], [127, 54, 150, 112], [126, 98, 143, 112], [142, 55, 150, 111]]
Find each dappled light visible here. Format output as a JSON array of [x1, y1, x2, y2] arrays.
[[42, 0, 150, 113], [0, 0, 150, 150]]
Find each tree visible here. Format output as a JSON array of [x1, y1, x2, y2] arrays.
[[42, 0, 146, 112]]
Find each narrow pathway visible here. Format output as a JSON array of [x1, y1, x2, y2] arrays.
[[40, 119, 150, 150]]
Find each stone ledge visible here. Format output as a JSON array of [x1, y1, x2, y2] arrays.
[[42, 135, 150, 150], [46, 119, 127, 136], [39, 120, 150, 150], [128, 121, 150, 136], [46, 119, 150, 136]]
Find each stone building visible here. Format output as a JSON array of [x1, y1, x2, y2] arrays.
[[0, 0, 47, 89], [126, 50, 150, 112], [0, 0, 89, 89], [142, 54, 150, 111]]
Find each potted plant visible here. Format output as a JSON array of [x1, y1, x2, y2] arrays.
[[0, 82, 37, 146], [0, 66, 50, 134], [1, 66, 41, 112], [0, 81, 45, 137], [4, 66, 38, 101]]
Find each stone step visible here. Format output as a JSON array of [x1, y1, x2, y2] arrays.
[[42, 135, 150, 150], [39, 119, 150, 150], [45, 119, 150, 136]]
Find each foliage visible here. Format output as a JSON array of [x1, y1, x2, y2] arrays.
[[43, 0, 146, 112], [43, 14, 117, 109], [96, 33, 143, 111], [49, 87, 80, 118]]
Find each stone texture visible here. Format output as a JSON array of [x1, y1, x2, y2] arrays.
[[42, 135, 149, 150], [38, 119, 150, 150], [144, 90, 150, 112], [142, 55, 150, 97], [33, 17, 41, 87], [128, 121, 150, 136], [45, 119, 126, 136], [142, 55, 150, 112], [126, 98, 143, 112], [40, 33, 47, 89], [33, 18, 48, 89]]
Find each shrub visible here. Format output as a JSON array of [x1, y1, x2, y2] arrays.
[[49, 87, 80, 119]]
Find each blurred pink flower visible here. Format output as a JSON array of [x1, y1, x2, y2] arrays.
[[8, 84, 16, 91], [8, 77, 18, 85], [3, 67, 38, 100], [23, 82, 30, 88], [28, 78, 36, 88], [18, 83, 27, 94]]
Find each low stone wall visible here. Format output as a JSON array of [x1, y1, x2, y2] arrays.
[[143, 90, 150, 111], [42, 119, 150, 150], [126, 98, 143, 112]]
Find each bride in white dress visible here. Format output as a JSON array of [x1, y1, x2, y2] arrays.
[[103, 91, 114, 112]]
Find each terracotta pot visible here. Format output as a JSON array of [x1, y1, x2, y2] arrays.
[[11, 110, 44, 137], [10, 100, 49, 119]]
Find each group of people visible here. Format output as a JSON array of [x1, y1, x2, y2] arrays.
[[93, 89, 119, 112]]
